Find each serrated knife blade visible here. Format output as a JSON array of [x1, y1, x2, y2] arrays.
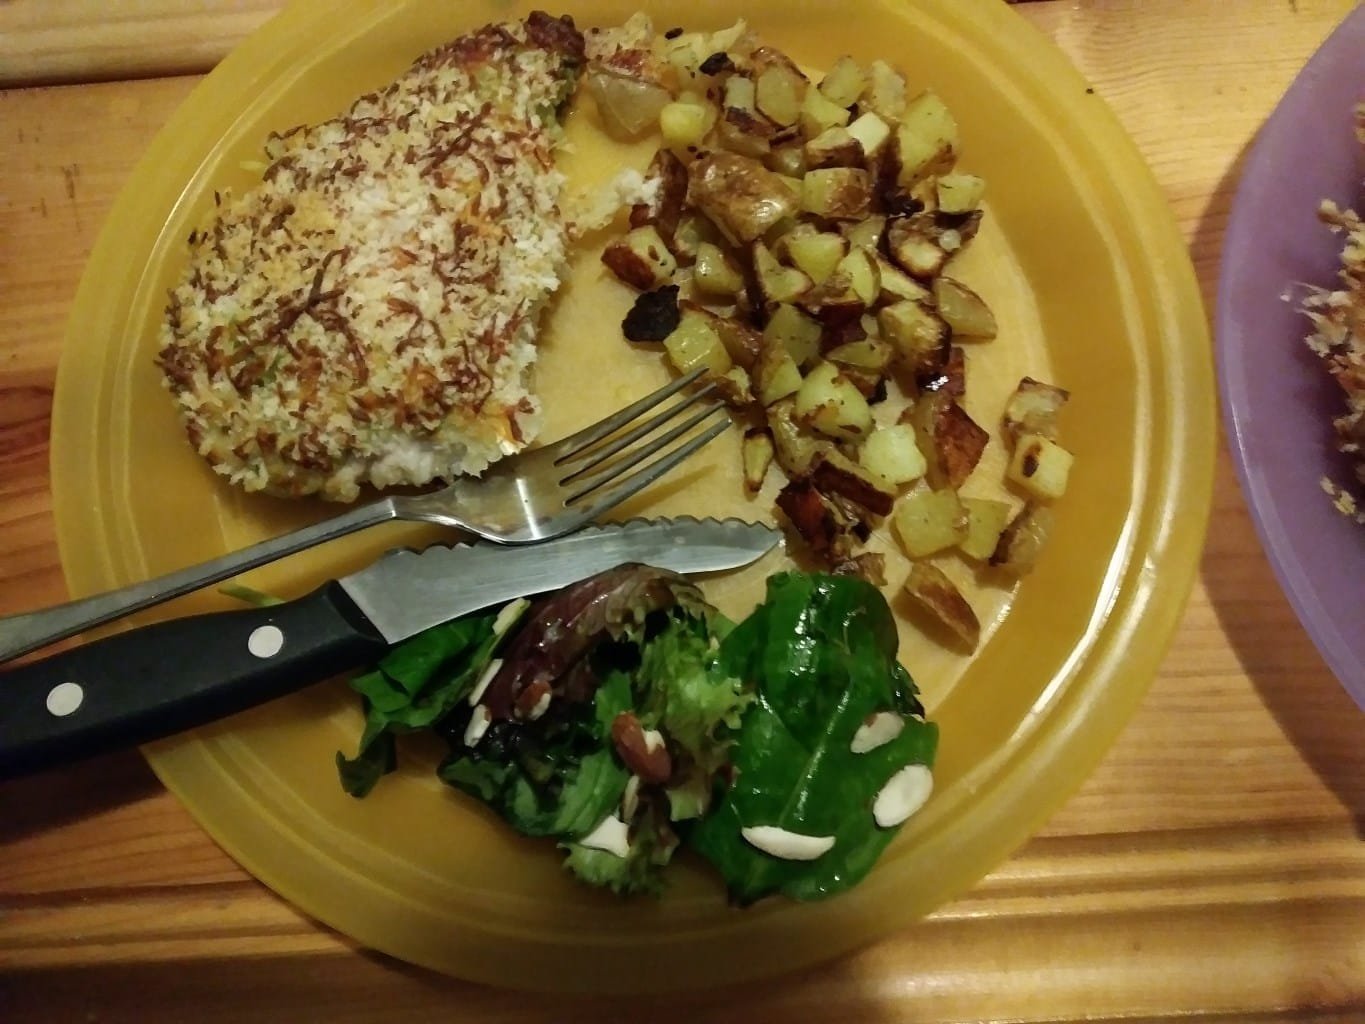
[[341, 516, 781, 644]]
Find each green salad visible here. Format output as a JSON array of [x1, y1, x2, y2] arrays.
[[338, 565, 937, 903]]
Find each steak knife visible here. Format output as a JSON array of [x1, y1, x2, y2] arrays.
[[0, 517, 780, 780]]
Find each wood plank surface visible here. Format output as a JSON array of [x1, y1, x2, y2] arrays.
[[2, 1, 1364, 1021]]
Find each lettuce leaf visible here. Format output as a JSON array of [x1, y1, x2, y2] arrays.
[[687, 572, 938, 904]]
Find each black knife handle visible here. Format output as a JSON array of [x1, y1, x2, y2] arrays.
[[0, 582, 388, 780]]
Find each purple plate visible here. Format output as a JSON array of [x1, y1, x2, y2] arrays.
[[1217, 6, 1365, 707]]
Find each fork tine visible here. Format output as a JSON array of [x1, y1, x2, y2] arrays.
[[558, 381, 719, 481], [567, 416, 731, 524], [544, 367, 707, 459], [564, 400, 727, 501]]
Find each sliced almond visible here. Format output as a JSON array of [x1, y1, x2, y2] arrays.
[[491, 598, 529, 638], [579, 814, 631, 858], [463, 704, 492, 747], [850, 711, 904, 753], [740, 825, 836, 861], [872, 764, 933, 827], [466, 658, 503, 707], [621, 776, 641, 821]]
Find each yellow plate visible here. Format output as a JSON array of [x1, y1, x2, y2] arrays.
[[50, 0, 1213, 993]]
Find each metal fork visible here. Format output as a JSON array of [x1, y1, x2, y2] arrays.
[[0, 369, 727, 663]]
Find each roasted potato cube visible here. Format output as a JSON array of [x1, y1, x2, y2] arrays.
[[875, 253, 933, 305], [602, 226, 677, 290], [799, 272, 867, 328], [811, 449, 896, 516], [1002, 377, 1070, 445], [742, 429, 775, 494], [754, 337, 804, 406], [861, 59, 907, 120], [694, 242, 745, 298], [909, 391, 990, 489], [818, 56, 868, 108], [764, 303, 824, 368], [678, 301, 763, 370], [663, 310, 732, 376], [752, 240, 813, 309], [846, 111, 892, 160], [800, 87, 852, 138], [688, 153, 799, 244], [713, 365, 755, 408], [669, 213, 721, 264], [755, 63, 808, 127], [801, 168, 873, 221], [919, 344, 966, 398], [786, 231, 847, 285], [660, 100, 717, 150], [936, 173, 985, 214], [885, 216, 948, 279], [933, 276, 997, 338], [777, 479, 850, 561], [835, 247, 880, 306], [804, 126, 864, 169], [859, 422, 927, 486], [767, 398, 829, 476], [768, 143, 808, 178], [895, 91, 959, 184], [991, 502, 1054, 574], [795, 360, 874, 440], [719, 77, 777, 159], [959, 497, 1012, 561], [902, 562, 980, 649], [586, 69, 673, 140], [630, 149, 688, 247], [893, 483, 968, 558], [826, 337, 894, 372], [843, 214, 887, 252], [1008, 433, 1074, 500], [878, 299, 949, 376]]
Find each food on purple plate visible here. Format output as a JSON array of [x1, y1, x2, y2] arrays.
[[1302, 103, 1365, 524]]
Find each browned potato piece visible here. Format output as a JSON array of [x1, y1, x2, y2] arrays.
[[1002, 377, 1071, 445], [752, 240, 813, 310], [805, 126, 864, 169], [811, 449, 896, 516], [754, 335, 804, 406], [1007, 433, 1074, 500], [827, 337, 893, 400], [629, 149, 689, 247], [688, 152, 799, 244], [835, 247, 880, 306], [918, 344, 966, 398], [742, 428, 775, 493], [801, 168, 874, 221], [873, 253, 932, 305], [895, 91, 959, 184], [908, 391, 990, 490], [842, 214, 886, 253], [764, 303, 824, 368], [767, 398, 829, 477], [795, 361, 874, 440], [602, 226, 677, 290], [861, 59, 907, 120], [936, 173, 985, 214], [768, 143, 808, 178], [799, 272, 867, 329], [859, 422, 926, 486], [694, 242, 745, 298], [959, 497, 1012, 561], [586, 69, 673, 140], [990, 502, 1055, 574], [662, 309, 732, 376], [878, 299, 949, 377], [712, 365, 755, 409], [800, 87, 852, 138], [677, 301, 762, 370], [777, 479, 853, 561], [755, 61, 808, 128], [717, 75, 777, 158], [885, 216, 948, 280], [933, 276, 997, 338], [661, 98, 717, 151], [786, 231, 847, 285], [902, 562, 981, 649], [819, 56, 867, 108], [892, 482, 968, 557], [846, 111, 893, 160], [670, 213, 722, 264]]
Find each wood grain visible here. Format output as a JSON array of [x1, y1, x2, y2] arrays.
[[1, 1, 1364, 1021]]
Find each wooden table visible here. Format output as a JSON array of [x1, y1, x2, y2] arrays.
[[2, 1, 1364, 1020]]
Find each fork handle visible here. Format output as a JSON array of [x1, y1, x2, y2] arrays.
[[0, 498, 399, 664]]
